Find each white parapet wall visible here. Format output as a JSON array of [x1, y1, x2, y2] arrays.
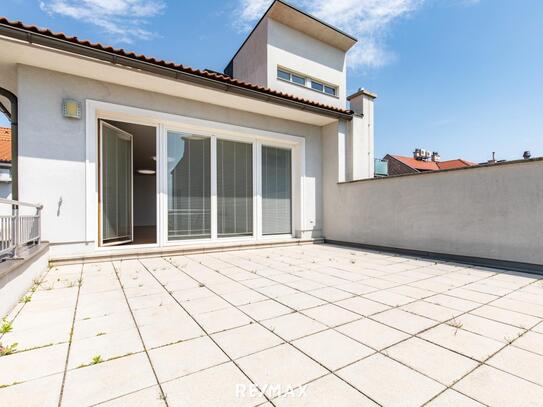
[[0, 244, 50, 318], [322, 156, 543, 268]]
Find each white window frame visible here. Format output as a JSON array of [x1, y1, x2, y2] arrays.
[[85, 100, 305, 251], [276, 67, 338, 98]]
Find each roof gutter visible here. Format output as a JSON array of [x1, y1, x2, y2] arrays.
[[0, 24, 353, 121]]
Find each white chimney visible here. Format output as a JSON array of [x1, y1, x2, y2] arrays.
[[346, 88, 377, 180]]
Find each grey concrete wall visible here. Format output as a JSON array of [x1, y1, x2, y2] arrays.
[[322, 153, 543, 266], [16, 65, 323, 246]]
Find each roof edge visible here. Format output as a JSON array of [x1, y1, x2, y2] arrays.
[[0, 17, 353, 120], [225, 0, 357, 73]]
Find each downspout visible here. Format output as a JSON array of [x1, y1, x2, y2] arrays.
[[0, 87, 17, 200]]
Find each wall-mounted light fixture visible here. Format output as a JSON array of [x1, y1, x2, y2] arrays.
[[62, 99, 82, 119]]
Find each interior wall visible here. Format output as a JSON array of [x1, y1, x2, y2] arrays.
[[133, 174, 156, 227], [322, 158, 543, 266]]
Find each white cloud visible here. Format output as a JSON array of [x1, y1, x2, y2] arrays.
[[234, 0, 424, 70], [40, 0, 165, 43]]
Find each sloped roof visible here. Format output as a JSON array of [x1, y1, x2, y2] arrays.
[[0, 127, 11, 163], [391, 155, 440, 171], [436, 159, 477, 170], [0, 17, 352, 117], [390, 155, 476, 172]]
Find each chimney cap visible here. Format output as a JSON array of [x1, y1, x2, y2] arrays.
[[347, 88, 378, 101]]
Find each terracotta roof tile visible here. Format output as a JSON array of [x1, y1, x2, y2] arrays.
[[0, 127, 11, 163], [436, 159, 477, 170], [391, 155, 439, 171], [0, 17, 353, 116]]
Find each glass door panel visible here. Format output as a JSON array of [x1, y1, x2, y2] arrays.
[[262, 146, 292, 235], [167, 132, 211, 240], [100, 121, 133, 246], [217, 140, 253, 237]]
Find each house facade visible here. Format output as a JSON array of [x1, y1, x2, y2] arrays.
[[0, 0, 375, 258]]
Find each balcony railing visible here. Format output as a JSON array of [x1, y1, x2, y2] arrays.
[[0, 198, 43, 260], [374, 158, 389, 177]]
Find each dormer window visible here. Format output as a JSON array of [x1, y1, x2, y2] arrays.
[[277, 67, 338, 97], [324, 85, 337, 96], [310, 80, 323, 92], [291, 73, 306, 85], [277, 69, 291, 81]]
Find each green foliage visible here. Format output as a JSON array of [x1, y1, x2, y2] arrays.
[[0, 318, 13, 334], [0, 342, 18, 356]]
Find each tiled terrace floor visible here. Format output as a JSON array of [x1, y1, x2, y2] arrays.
[[1, 244, 543, 406]]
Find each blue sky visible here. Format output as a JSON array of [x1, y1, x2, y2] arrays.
[[1, 0, 542, 162]]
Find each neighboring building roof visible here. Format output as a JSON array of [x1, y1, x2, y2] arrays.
[[0, 127, 11, 163], [0, 17, 353, 117], [436, 159, 477, 170], [391, 155, 440, 171], [386, 155, 477, 173]]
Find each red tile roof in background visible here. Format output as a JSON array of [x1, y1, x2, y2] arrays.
[[0, 127, 11, 163], [436, 159, 477, 170], [0, 17, 352, 116], [391, 155, 476, 172]]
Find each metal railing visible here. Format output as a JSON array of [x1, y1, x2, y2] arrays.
[[0, 198, 43, 260]]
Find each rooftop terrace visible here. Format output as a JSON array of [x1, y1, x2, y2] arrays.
[[1, 244, 542, 406]]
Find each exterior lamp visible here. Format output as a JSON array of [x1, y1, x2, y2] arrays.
[[62, 99, 82, 119]]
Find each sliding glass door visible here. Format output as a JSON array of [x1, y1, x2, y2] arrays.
[[217, 140, 253, 237], [164, 131, 293, 243], [262, 146, 292, 235], [167, 132, 211, 240]]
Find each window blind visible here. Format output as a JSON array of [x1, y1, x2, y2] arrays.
[[167, 133, 211, 240], [262, 146, 292, 235], [217, 140, 253, 237], [102, 124, 132, 243]]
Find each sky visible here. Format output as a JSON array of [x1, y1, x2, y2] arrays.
[[1, 0, 542, 162]]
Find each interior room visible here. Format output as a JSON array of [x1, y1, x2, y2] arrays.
[[100, 120, 157, 246]]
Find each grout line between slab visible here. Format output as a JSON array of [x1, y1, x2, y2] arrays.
[[162, 256, 385, 406], [57, 264, 84, 407], [111, 260, 170, 406], [137, 258, 278, 407]]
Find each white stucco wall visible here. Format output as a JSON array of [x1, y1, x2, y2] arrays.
[[16, 65, 324, 252], [267, 19, 347, 109], [232, 18, 268, 87], [322, 148, 543, 266], [0, 61, 17, 97]]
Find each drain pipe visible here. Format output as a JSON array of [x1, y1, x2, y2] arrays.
[[0, 87, 17, 201]]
